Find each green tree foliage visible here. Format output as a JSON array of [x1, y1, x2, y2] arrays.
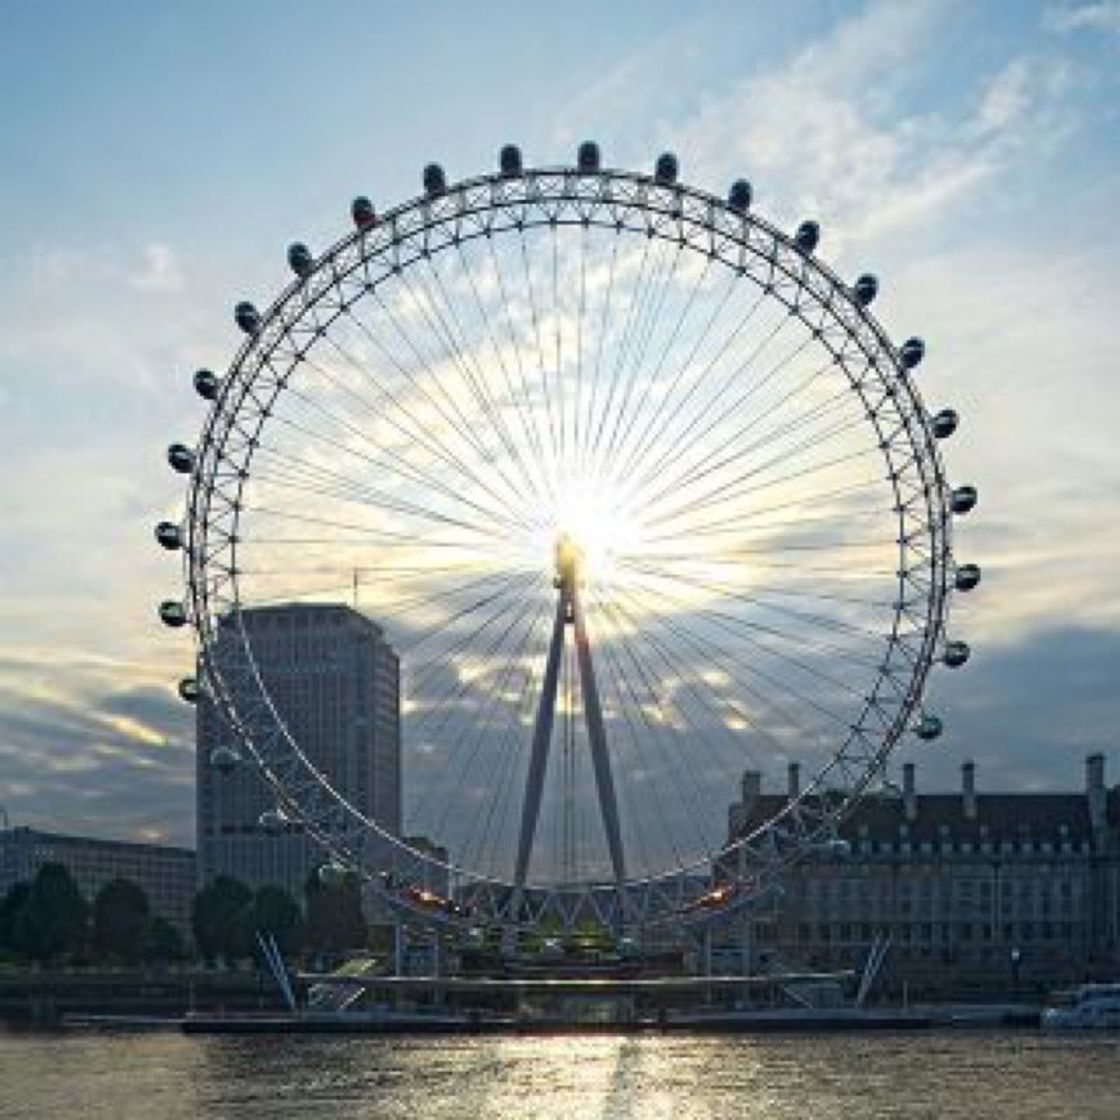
[[141, 915, 184, 964], [92, 878, 150, 962], [304, 869, 366, 957], [192, 876, 253, 963], [251, 885, 303, 956], [0, 881, 31, 952], [11, 863, 89, 961]]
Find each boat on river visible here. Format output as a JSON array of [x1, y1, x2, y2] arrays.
[[1041, 984, 1120, 1030]]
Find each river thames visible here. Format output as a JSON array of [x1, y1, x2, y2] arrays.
[[1, 1030, 1117, 1118]]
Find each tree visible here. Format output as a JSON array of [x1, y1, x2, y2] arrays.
[[0, 881, 31, 953], [251, 885, 303, 957], [92, 878, 150, 962], [192, 876, 253, 964], [304, 870, 366, 957], [141, 915, 184, 965], [12, 863, 88, 961]]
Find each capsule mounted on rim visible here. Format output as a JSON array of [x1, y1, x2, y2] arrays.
[[351, 196, 377, 230], [943, 641, 971, 668], [727, 180, 752, 213], [177, 677, 201, 703], [287, 242, 314, 279], [853, 274, 878, 306], [423, 163, 447, 197], [158, 600, 188, 628], [951, 485, 978, 514], [577, 141, 601, 173], [234, 301, 261, 335], [499, 144, 522, 177], [654, 152, 679, 185], [209, 745, 241, 774], [900, 337, 925, 370], [193, 369, 220, 401], [931, 409, 958, 439], [955, 563, 982, 591], [915, 713, 943, 741], [167, 444, 194, 474], [794, 221, 820, 254], [154, 521, 182, 550]]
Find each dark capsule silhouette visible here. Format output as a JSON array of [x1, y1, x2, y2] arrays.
[[654, 152, 679, 185], [155, 521, 182, 550], [193, 369, 219, 400], [794, 221, 820, 254], [499, 144, 522, 177], [167, 443, 194, 474], [951, 485, 978, 515], [423, 163, 447, 197], [158, 600, 188, 628], [853, 274, 879, 306], [351, 196, 377, 230], [931, 408, 958, 439], [234, 301, 261, 335], [900, 337, 926, 370], [727, 180, 752, 213], [955, 564, 982, 591], [287, 242, 314, 279], [577, 141, 601, 172]]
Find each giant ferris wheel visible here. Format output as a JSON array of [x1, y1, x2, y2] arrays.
[[155, 144, 980, 937]]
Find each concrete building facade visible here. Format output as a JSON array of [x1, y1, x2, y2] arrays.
[[197, 603, 401, 903], [0, 826, 197, 941], [716, 754, 1120, 997]]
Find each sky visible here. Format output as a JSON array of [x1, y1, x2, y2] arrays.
[[1, 0, 1118, 852]]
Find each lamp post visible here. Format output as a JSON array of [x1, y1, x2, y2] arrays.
[[1010, 946, 1022, 995]]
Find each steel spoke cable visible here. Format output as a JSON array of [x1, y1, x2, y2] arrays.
[[517, 228, 563, 468], [619, 557, 888, 643], [599, 239, 685, 474], [351, 288, 531, 493], [606, 568, 890, 670], [404, 595, 543, 830], [453, 239, 556, 506], [481, 233, 558, 504], [639, 476, 886, 545], [590, 613, 693, 871], [613, 577, 860, 735], [607, 248, 717, 477], [586, 233, 655, 464], [578, 228, 620, 472], [571, 222, 589, 476], [611, 580, 836, 764], [620, 302, 804, 504], [385, 263, 538, 514], [419, 595, 548, 842], [631, 370, 859, 519], [314, 324, 527, 510], [248, 455, 517, 541], [595, 588, 762, 812], [549, 222, 566, 462], [458, 614, 551, 878], [611, 257, 739, 483], [614, 279, 773, 497], [418, 253, 547, 509], [339, 300, 503, 472], [287, 354, 533, 533], [638, 434, 879, 534]]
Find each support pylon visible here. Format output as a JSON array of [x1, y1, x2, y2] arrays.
[[507, 535, 626, 944]]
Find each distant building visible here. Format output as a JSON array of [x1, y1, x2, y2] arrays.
[[0, 826, 196, 941], [196, 603, 402, 906], [715, 754, 1120, 996]]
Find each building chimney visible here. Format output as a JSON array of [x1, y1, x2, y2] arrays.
[[903, 762, 917, 823], [787, 761, 801, 801], [1086, 753, 1106, 834], [962, 760, 977, 821], [729, 769, 762, 838]]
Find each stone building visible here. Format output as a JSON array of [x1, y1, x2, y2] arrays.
[[715, 754, 1120, 997], [0, 826, 197, 942]]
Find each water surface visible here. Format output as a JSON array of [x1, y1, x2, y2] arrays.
[[2, 1030, 1117, 1119]]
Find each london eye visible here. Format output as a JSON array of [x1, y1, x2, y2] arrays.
[[156, 144, 979, 937]]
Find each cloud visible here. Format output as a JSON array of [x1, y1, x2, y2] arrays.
[[129, 242, 184, 293], [1045, 1, 1120, 35]]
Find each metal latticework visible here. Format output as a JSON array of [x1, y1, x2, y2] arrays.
[[161, 156, 976, 934]]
